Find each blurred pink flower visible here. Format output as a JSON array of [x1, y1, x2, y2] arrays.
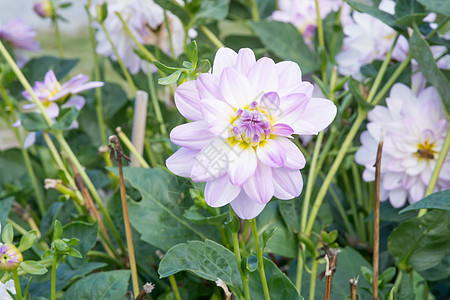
[[355, 83, 450, 208], [92, 0, 185, 74], [166, 48, 336, 219], [271, 0, 351, 45], [0, 18, 40, 66]]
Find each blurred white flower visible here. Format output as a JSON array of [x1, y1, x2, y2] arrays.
[[355, 83, 450, 208], [0, 279, 15, 300], [92, 0, 185, 74]]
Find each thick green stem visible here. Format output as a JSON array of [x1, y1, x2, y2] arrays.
[[295, 247, 304, 293], [200, 26, 225, 48], [250, 219, 270, 300], [51, 255, 57, 300], [308, 259, 319, 300], [169, 275, 182, 300], [146, 65, 168, 136], [230, 209, 250, 300], [12, 269, 23, 300], [249, 0, 260, 21], [116, 128, 150, 168]]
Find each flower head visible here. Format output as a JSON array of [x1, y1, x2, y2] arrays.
[[166, 48, 336, 219], [355, 83, 450, 207], [92, 0, 184, 74], [0, 18, 40, 66], [0, 243, 23, 271], [34, 0, 54, 18]]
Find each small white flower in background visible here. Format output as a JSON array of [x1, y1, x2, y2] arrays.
[[271, 0, 351, 45], [0, 279, 15, 300], [92, 0, 185, 74], [355, 83, 450, 208]]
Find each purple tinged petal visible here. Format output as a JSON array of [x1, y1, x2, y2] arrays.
[[260, 92, 280, 116], [205, 175, 241, 207], [174, 80, 203, 121], [275, 93, 309, 125], [63, 95, 86, 110], [170, 121, 215, 149], [274, 137, 306, 169], [256, 139, 286, 168], [44, 70, 58, 87], [247, 57, 278, 95], [290, 97, 337, 135], [23, 132, 36, 148], [191, 138, 230, 182], [70, 81, 104, 94], [196, 73, 222, 100], [243, 163, 274, 204], [276, 61, 302, 90], [227, 143, 257, 185], [46, 102, 59, 118], [220, 67, 255, 108], [272, 168, 303, 199], [213, 47, 238, 76], [230, 190, 266, 219], [22, 103, 37, 110], [235, 48, 256, 75], [200, 98, 234, 123], [166, 147, 199, 177], [207, 119, 232, 138], [271, 123, 294, 136]]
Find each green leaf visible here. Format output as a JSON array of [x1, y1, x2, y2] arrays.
[[108, 167, 218, 251], [262, 227, 277, 250], [183, 208, 228, 226], [18, 230, 37, 252], [53, 220, 63, 240], [388, 210, 449, 272], [246, 255, 258, 272], [153, 61, 182, 74], [186, 41, 198, 67], [159, 240, 243, 296], [97, 2, 108, 23], [345, 0, 395, 26], [68, 248, 82, 258], [0, 197, 14, 228], [226, 214, 240, 233], [158, 69, 184, 85], [195, 0, 230, 24], [18, 261, 47, 275], [417, 0, 450, 17], [2, 223, 13, 244], [409, 26, 450, 114], [279, 198, 300, 234], [379, 267, 396, 285], [61, 270, 131, 300], [54, 239, 69, 252], [195, 59, 211, 73], [62, 221, 98, 257], [400, 190, 450, 213], [22, 56, 78, 84], [19, 113, 49, 131], [52, 107, 79, 130], [249, 20, 318, 74]]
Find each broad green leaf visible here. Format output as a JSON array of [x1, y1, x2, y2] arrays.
[[248, 257, 302, 299], [52, 107, 79, 130], [400, 190, 450, 213], [18, 261, 47, 275], [279, 197, 300, 234], [39, 202, 63, 239], [159, 240, 243, 296], [62, 221, 98, 257], [388, 210, 449, 272], [61, 270, 130, 300], [194, 0, 230, 24], [19, 113, 49, 131], [394, 0, 425, 20], [345, 0, 395, 26], [417, 251, 449, 281], [410, 26, 450, 114], [183, 208, 228, 226], [249, 20, 318, 74], [0, 197, 14, 228], [417, 0, 450, 17], [22, 56, 78, 84], [18, 230, 37, 252], [2, 223, 13, 244], [109, 167, 218, 251]]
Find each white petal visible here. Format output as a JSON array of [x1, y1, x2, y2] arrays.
[[275, 61, 302, 90], [174, 80, 203, 121], [170, 121, 215, 149], [205, 175, 241, 207], [196, 73, 222, 100], [243, 163, 274, 204], [166, 147, 199, 177], [213, 47, 238, 76], [388, 189, 407, 208], [272, 168, 303, 199], [247, 57, 278, 95], [290, 98, 337, 135], [256, 139, 286, 168], [274, 137, 306, 169], [200, 98, 234, 123], [220, 67, 255, 108], [227, 143, 257, 185], [190, 138, 231, 181], [230, 191, 266, 219], [235, 48, 256, 75]]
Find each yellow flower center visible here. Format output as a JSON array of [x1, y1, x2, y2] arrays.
[[415, 140, 437, 160]]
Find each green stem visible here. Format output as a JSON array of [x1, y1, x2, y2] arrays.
[[250, 219, 270, 300], [163, 10, 177, 59], [295, 248, 304, 294], [117, 128, 150, 168], [12, 269, 23, 300], [169, 275, 182, 300], [249, 0, 260, 21], [199, 26, 225, 48], [418, 124, 450, 217], [99, 22, 137, 94], [51, 255, 57, 300], [230, 209, 250, 300], [87, 250, 124, 267], [144, 139, 158, 167], [308, 258, 319, 300], [351, 164, 367, 242], [314, 0, 327, 82], [52, 16, 64, 57], [146, 64, 168, 136], [341, 169, 363, 238], [7, 218, 27, 235]]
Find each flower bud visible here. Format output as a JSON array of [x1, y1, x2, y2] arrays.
[[34, 0, 53, 18], [0, 243, 23, 271]]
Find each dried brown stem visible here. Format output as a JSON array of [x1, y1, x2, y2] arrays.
[[350, 276, 359, 300], [373, 133, 384, 300], [320, 244, 340, 300], [110, 135, 140, 297]]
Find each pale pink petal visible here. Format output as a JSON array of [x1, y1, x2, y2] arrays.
[[387, 83, 416, 115], [230, 191, 266, 219], [227, 143, 257, 185], [170, 121, 215, 149], [243, 163, 274, 204], [382, 172, 402, 191], [205, 175, 241, 207], [166, 147, 199, 177], [46, 103, 60, 118], [213, 47, 238, 76], [409, 182, 426, 204], [196, 73, 222, 100], [275, 93, 309, 126], [70, 81, 104, 94], [272, 167, 303, 199], [174, 80, 203, 121], [44, 70, 58, 87], [235, 48, 256, 75], [191, 138, 230, 182], [23, 132, 36, 148], [63, 95, 86, 110], [247, 57, 278, 95], [291, 98, 336, 135], [275, 61, 302, 90], [388, 189, 407, 208], [200, 98, 234, 123], [271, 123, 294, 136], [220, 67, 255, 108], [274, 137, 306, 169], [257, 139, 286, 167]]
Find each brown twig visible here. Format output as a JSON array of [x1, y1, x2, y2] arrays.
[[135, 282, 155, 300], [319, 243, 340, 300], [109, 135, 139, 297], [350, 276, 359, 300], [373, 130, 384, 300]]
